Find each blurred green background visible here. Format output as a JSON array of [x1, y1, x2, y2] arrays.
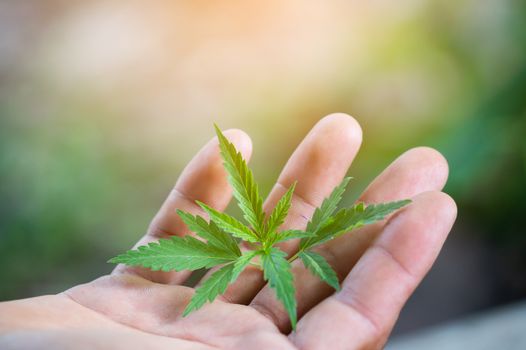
[[1, 0, 525, 335]]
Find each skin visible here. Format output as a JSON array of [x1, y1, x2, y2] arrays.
[[0, 114, 457, 349]]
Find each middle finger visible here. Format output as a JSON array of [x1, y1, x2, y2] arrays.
[[218, 113, 363, 304]]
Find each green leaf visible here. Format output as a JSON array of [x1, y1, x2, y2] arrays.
[[176, 209, 241, 257], [197, 201, 259, 243], [262, 248, 297, 329], [109, 236, 238, 271], [306, 177, 352, 234], [358, 199, 412, 225], [231, 250, 261, 282], [328, 199, 412, 237], [270, 229, 315, 245], [299, 251, 340, 291], [183, 263, 234, 316], [265, 182, 296, 238], [214, 124, 265, 233], [301, 199, 411, 250]]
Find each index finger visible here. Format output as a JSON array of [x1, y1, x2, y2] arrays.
[[113, 129, 252, 284]]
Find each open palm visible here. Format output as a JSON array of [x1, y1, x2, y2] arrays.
[[0, 114, 456, 350]]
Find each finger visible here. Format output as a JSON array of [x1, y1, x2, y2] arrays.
[[113, 129, 252, 284], [291, 191, 457, 349], [249, 147, 449, 331], [213, 113, 362, 303], [320, 147, 449, 271]]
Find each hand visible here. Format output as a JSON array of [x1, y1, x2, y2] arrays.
[[0, 114, 456, 349]]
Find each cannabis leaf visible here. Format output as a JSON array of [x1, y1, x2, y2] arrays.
[[214, 124, 265, 233], [183, 263, 235, 316], [231, 250, 261, 282], [265, 182, 296, 239], [109, 236, 238, 272], [262, 248, 297, 328], [300, 199, 411, 251], [299, 250, 340, 291], [307, 176, 352, 234], [197, 201, 259, 243], [269, 229, 314, 246], [110, 124, 412, 330], [176, 210, 241, 257]]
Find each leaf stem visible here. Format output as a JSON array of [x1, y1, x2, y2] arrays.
[[249, 262, 262, 269], [287, 251, 301, 263]]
